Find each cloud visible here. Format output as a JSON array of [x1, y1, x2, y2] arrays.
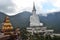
[[0, 0, 17, 15], [40, 0, 60, 15], [12, 0, 47, 14], [0, 0, 60, 15], [46, 9, 57, 13], [48, 0, 60, 7]]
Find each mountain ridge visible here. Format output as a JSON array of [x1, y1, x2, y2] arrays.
[[0, 11, 60, 33]]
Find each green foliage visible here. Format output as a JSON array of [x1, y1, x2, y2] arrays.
[[53, 36, 60, 40], [20, 27, 60, 40], [20, 28, 60, 40], [20, 28, 30, 40]]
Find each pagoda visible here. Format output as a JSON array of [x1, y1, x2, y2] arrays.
[[1, 16, 13, 35], [27, 3, 54, 35]]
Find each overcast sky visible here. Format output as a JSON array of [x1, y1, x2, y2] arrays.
[[0, 0, 60, 16]]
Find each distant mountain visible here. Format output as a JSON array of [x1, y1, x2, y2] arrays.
[[0, 11, 60, 33], [39, 12, 60, 33], [10, 11, 32, 28], [0, 11, 31, 28], [0, 12, 7, 27]]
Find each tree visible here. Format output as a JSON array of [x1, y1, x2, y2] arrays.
[[20, 28, 29, 40]]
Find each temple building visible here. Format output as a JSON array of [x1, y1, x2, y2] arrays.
[[30, 3, 43, 27], [1, 16, 13, 35], [27, 3, 54, 35], [0, 16, 21, 40], [1, 16, 20, 36]]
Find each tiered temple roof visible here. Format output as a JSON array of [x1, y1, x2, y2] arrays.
[[1, 16, 13, 33]]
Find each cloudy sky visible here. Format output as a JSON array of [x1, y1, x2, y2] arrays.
[[0, 0, 60, 16]]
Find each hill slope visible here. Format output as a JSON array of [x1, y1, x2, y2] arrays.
[[0, 11, 60, 33]]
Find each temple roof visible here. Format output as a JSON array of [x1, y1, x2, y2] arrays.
[[1, 16, 13, 32]]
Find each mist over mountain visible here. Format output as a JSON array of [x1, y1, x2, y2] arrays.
[[0, 11, 60, 33]]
